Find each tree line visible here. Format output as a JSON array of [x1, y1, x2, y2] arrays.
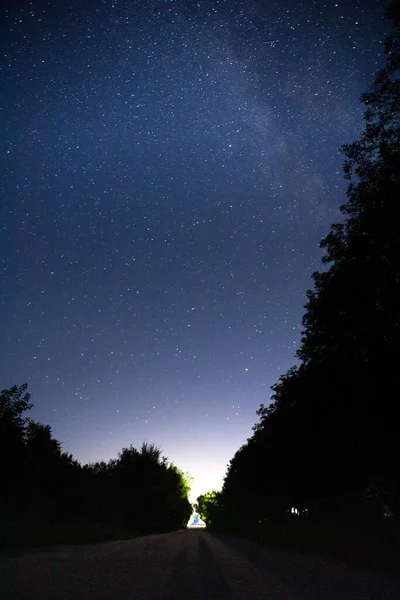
[[199, 0, 400, 534], [0, 383, 192, 538]]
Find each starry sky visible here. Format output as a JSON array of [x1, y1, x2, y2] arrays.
[[1, 0, 388, 501]]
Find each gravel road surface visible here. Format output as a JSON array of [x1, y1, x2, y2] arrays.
[[0, 530, 398, 599]]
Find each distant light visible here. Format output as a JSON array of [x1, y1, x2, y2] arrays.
[[187, 512, 206, 529]]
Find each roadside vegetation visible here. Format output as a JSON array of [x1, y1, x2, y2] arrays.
[[0, 384, 192, 550], [198, 0, 400, 575]]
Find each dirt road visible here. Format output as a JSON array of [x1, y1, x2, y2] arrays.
[[0, 530, 398, 599]]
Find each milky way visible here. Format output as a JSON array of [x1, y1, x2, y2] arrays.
[[1, 0, 388, 499]]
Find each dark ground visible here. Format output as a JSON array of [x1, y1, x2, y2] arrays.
[[0, 530, 399, 599]]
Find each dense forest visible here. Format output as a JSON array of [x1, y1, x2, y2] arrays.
[[198, 0, 400, 560], [0, 383, 192, 547]]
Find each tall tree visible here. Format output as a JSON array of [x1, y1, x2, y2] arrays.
[[294, 0, 400, 517], [219, 0, 400, 527]]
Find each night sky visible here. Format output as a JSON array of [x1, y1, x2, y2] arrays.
[[1, 0, 388, 501]]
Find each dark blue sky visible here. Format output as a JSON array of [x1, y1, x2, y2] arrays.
[[1, 0, 388, 499]]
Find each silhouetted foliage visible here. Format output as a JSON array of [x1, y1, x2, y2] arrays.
[[0, 384, 32, 516], [0, 385, 191, 539], [110, 442, 192, 532], [217, 0, 400, 532]]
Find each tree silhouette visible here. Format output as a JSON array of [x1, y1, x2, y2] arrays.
[[112, 442, 192, 532], [0, 384, 192, 545], [0, 384, 32, 516], [218, 0, 400, 529]]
